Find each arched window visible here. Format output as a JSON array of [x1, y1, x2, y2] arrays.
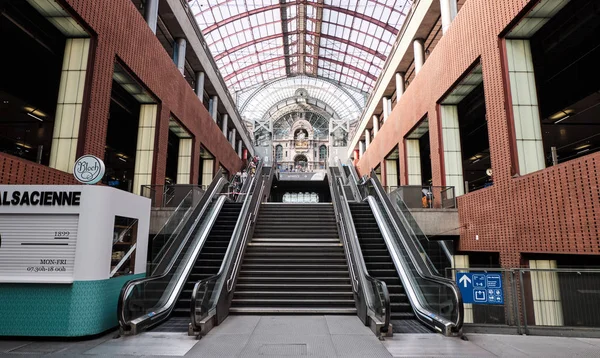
[[319, 145, 328, 161], [275, 145, 283, 162]]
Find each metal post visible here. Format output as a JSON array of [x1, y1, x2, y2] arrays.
[[395, 72, 405, 103], [464, 181, 469, 194], [36, 145, 43, 164], [144, 0, 159, 34], [210, 95, 218, 121], [413, 39, 425, 74], [519, 269, 529, 335], [174, 38, 186, 74], [511, 270, 522, 334], [221, 114, 229, 137], [551, 146, 558, 166], [195, 72, 205, 103]]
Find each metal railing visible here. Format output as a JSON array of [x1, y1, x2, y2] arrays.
[[390, 186, 456, 209], [141, 184, 206, 208], [387, 187, 454, 274], [328, 166, 390, 336], [147, 190, 195, 273], [189, 160, 269, 336], [117, 172, 228, 335], [365, 171, 463, 335], [445, 268, 600, 335]]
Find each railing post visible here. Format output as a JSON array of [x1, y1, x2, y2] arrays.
[[511, 270, 522, 334], [519, 269, 529, 335]]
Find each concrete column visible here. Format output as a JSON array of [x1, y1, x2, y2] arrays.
[[210, 95, 219, 121], [453, 255, 473, 323], [231, 128, 237, 148], [372, 115, 379, 137], [195, 72, 205, 103], [506, 39, 545, 175], [144, 0, 159, 34], [133, 104, 158, 195], [359, 141, 365, 158], [383, 97, 391, 121], [529, 260, 564, 326], [395, 72, 405, 103], [413, 38, 425, 74], [440, 105, 464, 195], [237, 140, 243, 158], [440, 0, 458, 34], [49, 38, 90, 173], [365, 129, 371, 149], [174, 38, 186, 75], [176, 138, 193, 184], [221, 114, 229, 137], [385, 159, 398, 187], [406, 139, 422, 185]]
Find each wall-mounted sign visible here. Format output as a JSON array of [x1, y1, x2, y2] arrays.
[[456, 272, 504, 305], [73, 155, 105, 185], [0, 214, 78, 283]]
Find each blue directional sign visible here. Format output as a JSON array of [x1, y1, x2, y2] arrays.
[[456, 272, 504, 304]]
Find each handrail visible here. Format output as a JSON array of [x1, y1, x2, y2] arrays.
[[328, 166, 390, 335], [227, 161, 266, 291], [387, 189, 454, 270], [117, 174, 227, 334], [367, 171, 463, 335], [148, 189, 195, 269], [189, 160, 267, 336], [149, 169, 223, 274]]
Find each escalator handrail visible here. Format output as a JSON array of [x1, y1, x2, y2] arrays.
[[345, 159, 366, 201], [189, 161, 267, 333], [149, 188, 195, 270], [117, 176, 227, 332], [387, 189, 454, 271], [336, 158, 362, 201], [328, 167, 390, 333], [367, 172, 463, 334], [227, 161, 268, 291], [150, 169, 224, 274]]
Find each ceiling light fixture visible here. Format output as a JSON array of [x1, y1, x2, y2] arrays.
[[577, 148, 590, 155], [27, 112, 44, 122]]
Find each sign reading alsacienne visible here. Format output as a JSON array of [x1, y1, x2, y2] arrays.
[[0, 191, 81, 206]]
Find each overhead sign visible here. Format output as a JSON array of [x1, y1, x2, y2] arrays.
[[73, 155, 105, 184], [0, 214, 78, 283], [456, 272, 504, 304]]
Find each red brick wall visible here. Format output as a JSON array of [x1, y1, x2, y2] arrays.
[[0, 0, 242, 188], [357, 0, 599, 267]]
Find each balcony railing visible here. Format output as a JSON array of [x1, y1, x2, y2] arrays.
[[445, 267, 600, 335], [390, 186, 456, 209]]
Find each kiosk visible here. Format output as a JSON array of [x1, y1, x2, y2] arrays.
[[0, 185, 150, 337]]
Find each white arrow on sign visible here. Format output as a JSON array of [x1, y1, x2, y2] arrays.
[[459, 274, 472, 288]]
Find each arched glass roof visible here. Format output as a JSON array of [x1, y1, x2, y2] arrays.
[[190, 0, 413, 94], [238, 76, 364, 124]]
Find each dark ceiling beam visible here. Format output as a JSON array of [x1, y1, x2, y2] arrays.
[[280, 0, 292, 76], [224, 54, 376, 83], [311, 0, 324, 76], [199, 2, 400, 36]]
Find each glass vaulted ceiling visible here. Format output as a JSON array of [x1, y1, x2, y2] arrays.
[[190, 0, 412, 95]]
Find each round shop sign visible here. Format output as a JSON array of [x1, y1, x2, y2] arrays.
[[73, 155, 105, 184]]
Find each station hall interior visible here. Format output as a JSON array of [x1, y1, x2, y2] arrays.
[[2, 0, 600, 356]]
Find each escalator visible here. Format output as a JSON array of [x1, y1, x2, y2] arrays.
[[118, 169, 250, 335], [349, 202, 430, 333], [152, 202, 242, 332], [329, 163, 463, 336]]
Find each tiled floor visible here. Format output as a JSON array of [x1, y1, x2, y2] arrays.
[[2, 316, 600, 357]]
